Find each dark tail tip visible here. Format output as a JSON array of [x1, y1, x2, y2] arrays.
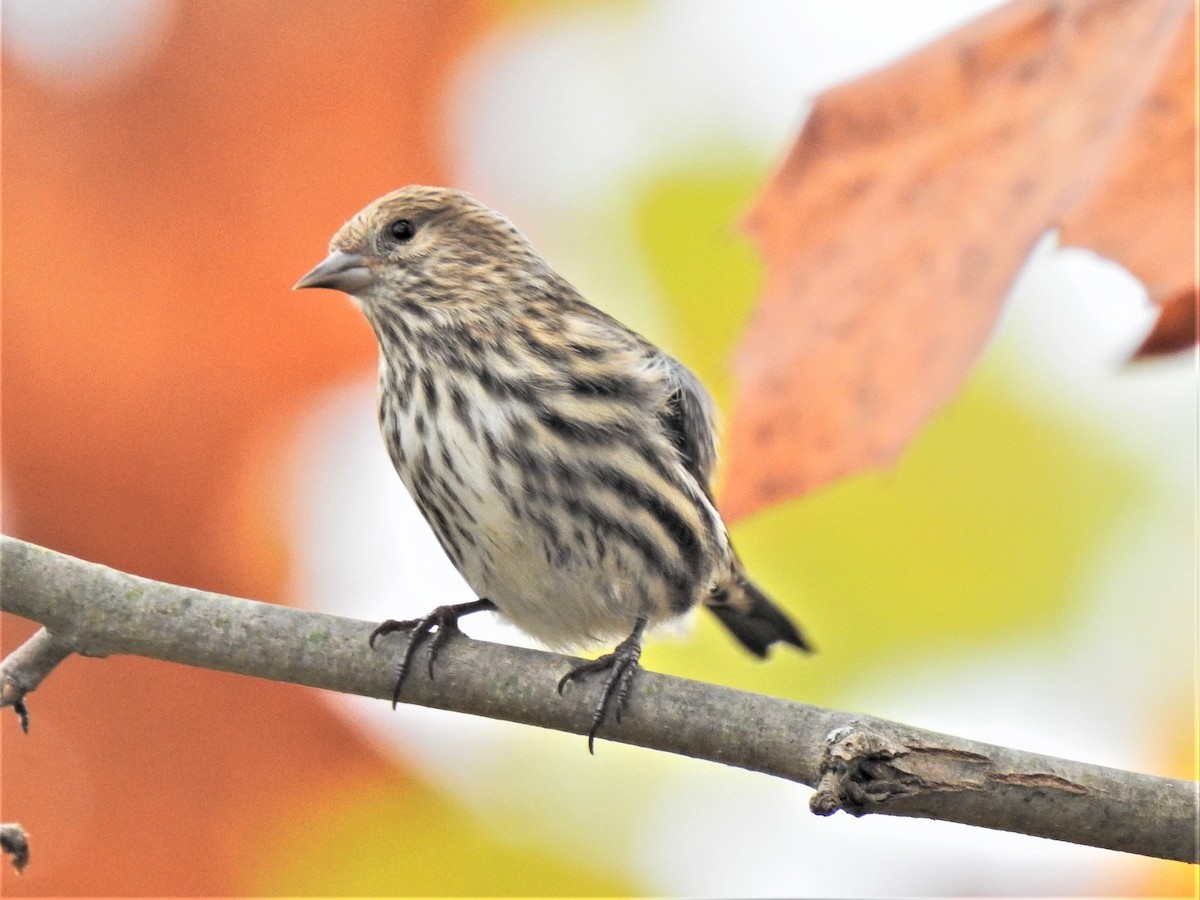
[[707, 578, 814, 658]]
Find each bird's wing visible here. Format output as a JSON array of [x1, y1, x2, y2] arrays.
[[658, 354, 719, 496], [565, 294, 719, 494]]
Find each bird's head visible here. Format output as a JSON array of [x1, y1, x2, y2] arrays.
[[294, 185, 543, 312]]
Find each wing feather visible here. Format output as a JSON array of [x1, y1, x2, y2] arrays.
[[659, 356, 718, 496]]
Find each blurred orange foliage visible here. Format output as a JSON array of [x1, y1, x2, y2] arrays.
[[724, 0, 1195, 521], [2, 2, 491, 893]]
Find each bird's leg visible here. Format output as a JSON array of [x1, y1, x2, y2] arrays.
[[369, 598, 496, 707], [557, 616, 648, 754]]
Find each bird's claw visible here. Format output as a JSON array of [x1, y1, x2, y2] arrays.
[[370, 599, 494, 708], [558, 621, 645, 754], [368, 618, 412, 649]]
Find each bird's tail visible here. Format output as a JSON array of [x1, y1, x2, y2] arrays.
[[705, 570, 813, 658]]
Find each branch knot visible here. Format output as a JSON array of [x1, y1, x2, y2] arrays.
[[810, 721, 920, 816]]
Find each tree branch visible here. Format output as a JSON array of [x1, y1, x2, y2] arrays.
[[0, 627, 74, 732], [1, 535, 1196, 863]]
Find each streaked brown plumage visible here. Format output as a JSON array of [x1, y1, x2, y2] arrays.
[[296, 186, 811, 750]]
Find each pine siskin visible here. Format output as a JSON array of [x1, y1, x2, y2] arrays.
[[296, 186, 812, 751]]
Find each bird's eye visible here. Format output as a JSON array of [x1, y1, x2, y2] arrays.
[[387, 218, 416, 242]]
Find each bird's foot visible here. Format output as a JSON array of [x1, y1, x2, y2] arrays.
[[557, 616, 648, 754], [369, 598, 495, 707]]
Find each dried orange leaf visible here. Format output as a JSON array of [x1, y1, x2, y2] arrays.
[[1131, 286, 1197, 358], [1059, 6, 1196, 358], [723, 0, 1194, 521]]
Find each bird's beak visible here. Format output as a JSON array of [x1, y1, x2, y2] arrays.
[[294, 250, 374, 294]]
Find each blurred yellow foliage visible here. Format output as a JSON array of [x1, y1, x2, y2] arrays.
[[630, 169, 1148, 709], [242, 771, 637, 895]]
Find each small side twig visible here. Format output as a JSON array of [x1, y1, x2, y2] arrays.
[[1, 823, 30, 874], [0, 628, 75, 732]]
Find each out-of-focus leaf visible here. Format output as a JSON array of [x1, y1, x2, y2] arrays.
[[241, 773, 636, 896], [1, 2, 496, 896], [631, 167, 766, 408], [724, 0, 1194, 521], [1059, 7, 1196, 358]]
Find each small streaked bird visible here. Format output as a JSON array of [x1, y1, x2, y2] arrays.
[[296, 186, 812, 751]]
